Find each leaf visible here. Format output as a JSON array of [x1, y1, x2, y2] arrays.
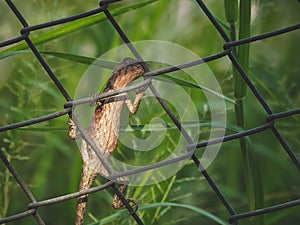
[[88, 202, 229, 225], [5, 49, 234, 103], [250, 71, 284, 109], [0, 0, 158, 57], [41, 51, 118, 69], [154, 74, 235, 103], [43, 51, 235, 103]]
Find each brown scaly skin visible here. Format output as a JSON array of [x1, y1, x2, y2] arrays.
[[69, 58, 145, 225]]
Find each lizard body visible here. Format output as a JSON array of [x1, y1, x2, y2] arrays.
[[69, 58, 145, 225]]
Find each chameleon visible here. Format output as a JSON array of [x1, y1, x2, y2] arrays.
[[68, 58, 146, 225]]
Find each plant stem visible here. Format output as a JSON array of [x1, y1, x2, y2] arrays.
[[224, 0, 265, 224]]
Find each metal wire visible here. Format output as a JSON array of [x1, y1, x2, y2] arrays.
[[0, 0, 299, 224]]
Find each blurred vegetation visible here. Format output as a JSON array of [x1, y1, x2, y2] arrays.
[[0, 0, 299, 225]]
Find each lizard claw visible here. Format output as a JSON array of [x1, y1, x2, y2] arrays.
[[112, 187, 138, 214], [112, 197, 138, 214], [136, 78, 151, 93], [126, 198, 138, 214]]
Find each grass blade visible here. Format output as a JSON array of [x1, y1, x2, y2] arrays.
[[88, 202, 229, 225], [0, 0, 158, 56], [19, 50, 235, 103]]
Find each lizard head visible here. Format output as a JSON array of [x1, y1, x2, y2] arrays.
[[108, 57, 145, 89]]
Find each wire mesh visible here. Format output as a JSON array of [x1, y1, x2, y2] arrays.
[[0, 0, 299, 224]]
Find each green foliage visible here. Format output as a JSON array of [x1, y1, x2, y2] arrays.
[[225, 1, 264, 225], [0, 0, 299, 225]]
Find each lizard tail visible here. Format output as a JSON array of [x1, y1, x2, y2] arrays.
[[75, 167, 98, 225]]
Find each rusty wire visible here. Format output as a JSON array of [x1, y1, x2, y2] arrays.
[[0, 0, 299, 224]]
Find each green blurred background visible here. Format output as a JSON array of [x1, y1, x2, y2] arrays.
[[0, 0, 299, 224]]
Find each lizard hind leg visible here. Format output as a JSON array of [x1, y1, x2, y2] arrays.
[[112, 185, 138, 213]]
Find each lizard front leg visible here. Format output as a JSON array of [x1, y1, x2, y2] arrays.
[[68, 116, 77, 140], [68, 116, 82, 140], [68, 91, 144, 140], [125, 92, 145, 115]]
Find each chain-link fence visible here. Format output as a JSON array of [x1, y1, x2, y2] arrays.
[[0, 0, 299, 224]]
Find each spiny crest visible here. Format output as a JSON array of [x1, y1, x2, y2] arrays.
[[107, 57, 145, 90]]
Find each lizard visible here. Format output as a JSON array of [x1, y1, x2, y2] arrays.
[[68, 57, 146, 225]]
